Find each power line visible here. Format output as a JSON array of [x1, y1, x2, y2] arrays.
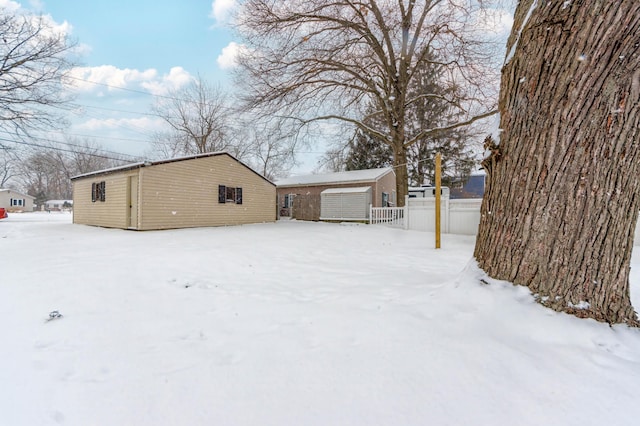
[[0, 136, 141, 163], [0, 129, 142, 159], [43, 128, 154, 145], [65, 75, 177, 100], [68, 102, 163, 118]]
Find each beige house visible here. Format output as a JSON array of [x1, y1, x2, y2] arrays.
[[71, 152, 276, 230], [0, 189, 35, 212], [276, 168, 396, 221]]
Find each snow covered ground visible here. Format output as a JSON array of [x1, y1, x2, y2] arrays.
[[2, 212, 640, 426]]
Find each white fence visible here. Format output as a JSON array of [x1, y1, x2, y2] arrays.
[[370, 196, 482, 236], [372, 197, 640, 243], [370, 206, 405, 227]]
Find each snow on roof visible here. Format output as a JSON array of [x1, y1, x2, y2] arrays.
[[276, 168, 393, 187], [321, 186, 372, 194], [0, 188, 35, 199], [70, 152, 274, 185], [45, 200, 73, 205]]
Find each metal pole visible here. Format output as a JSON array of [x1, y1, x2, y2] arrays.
[[435, 152, 441, 249]]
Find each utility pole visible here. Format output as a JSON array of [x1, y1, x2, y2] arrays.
[[435, 152, 441, 249]]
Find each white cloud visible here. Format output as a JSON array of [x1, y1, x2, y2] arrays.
[[474, 8, 514, 36], [28, 0, 44, 11], [217, 41, 246, 70], [67, 65, 157, 92], [210, 0, 237, 24], [140, 66, 193, 96], [0, 0, 21, 12], [76, 116, 163, 132], [66, 65, 192, 96]]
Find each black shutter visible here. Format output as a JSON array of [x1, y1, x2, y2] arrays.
[[100, 182, 106, 202], [91, 183, 96, 202], [218, 185, 226, 203], [236, 187, 243, 205]]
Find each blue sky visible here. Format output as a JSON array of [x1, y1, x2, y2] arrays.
[[3, 0, 241, 161], [3, 0, 514, 172], [44, 1, 234, 81]]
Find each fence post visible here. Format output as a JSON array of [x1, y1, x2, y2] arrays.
[[404, 195, 409, 230]]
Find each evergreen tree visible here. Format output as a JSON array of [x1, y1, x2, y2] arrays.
[[345, 128, 393, 171]]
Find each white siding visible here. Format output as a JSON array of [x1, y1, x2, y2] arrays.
[[320, 187, 371, 221]]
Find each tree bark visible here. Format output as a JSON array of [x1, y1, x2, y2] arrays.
[[394, 146, 409, 207], [474, 0, 640, 325]]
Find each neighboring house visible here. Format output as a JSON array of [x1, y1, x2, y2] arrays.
[[71, 152, 276, 230], [409, 186, 451, 199], [276, 168, 396, 221], [45, 200, 73, 211], [449, 172, 486, 199], [0, 189, 35, 212]]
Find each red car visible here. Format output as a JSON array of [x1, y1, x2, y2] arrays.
[[0, 208, 7, 219]]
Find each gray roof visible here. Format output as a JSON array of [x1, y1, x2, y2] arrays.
[[321, 186, 372, 194], [276, 168, 393, 188], [0, 188, 35, 199], [70, 152, 274, 186]]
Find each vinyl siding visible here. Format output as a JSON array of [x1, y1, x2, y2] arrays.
[[138, 155, 275, 230], [320, 188, 371, 220], [72, 172, 135, 228], [276, 169, 396, 221], [374, 171, 397, 206], [0, 190, 35, 212]]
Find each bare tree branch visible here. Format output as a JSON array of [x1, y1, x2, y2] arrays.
[[235, 0, 500, 204], [0, 10, 76, 137]]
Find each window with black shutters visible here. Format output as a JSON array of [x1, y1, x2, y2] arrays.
[[218, 185, 242, 204], [92, 181, 106, 202]]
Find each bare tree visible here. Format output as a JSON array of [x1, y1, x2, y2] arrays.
[[151, 76, 234, 158], [17, 139, 126, 202], [0, 9, 75, 136], [0, 148, 18, 187], [235, 0, 498, 205], [234, 115, 302, 180], [316, 144, 352, 173], [474, 0, 640, 325]]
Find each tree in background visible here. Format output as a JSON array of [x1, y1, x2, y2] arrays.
[[0, 149, 17, 187], [236, 0, 497, 205], [344, 128, 393, 172], [474, 0, 640, 325], [337, 49, 478, 186], [236, 116, 301, 181], [18, 139, 123, 201], [151, 76, 236, 158], [0, 8, 75, 139]]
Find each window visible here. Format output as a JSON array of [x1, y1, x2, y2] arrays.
[[382, 192, 389, 207], [283, 193, 295, 208], [218, 185, 243, 204], [91, 181, 106, 202], [10, 198, 23, 206]]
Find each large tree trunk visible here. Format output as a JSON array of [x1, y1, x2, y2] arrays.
[[394, 145, 409, 208], [474, 0, 640, 325]]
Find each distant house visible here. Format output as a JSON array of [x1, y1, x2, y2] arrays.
[[71, 152, 276, 230], [44, 200, 73, 211], [276, 168, 396, 221], [449, 172, 486, 199], [0, 189, 35, 212]]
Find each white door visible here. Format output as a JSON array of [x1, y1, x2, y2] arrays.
[[128, 176, 138, 229]]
